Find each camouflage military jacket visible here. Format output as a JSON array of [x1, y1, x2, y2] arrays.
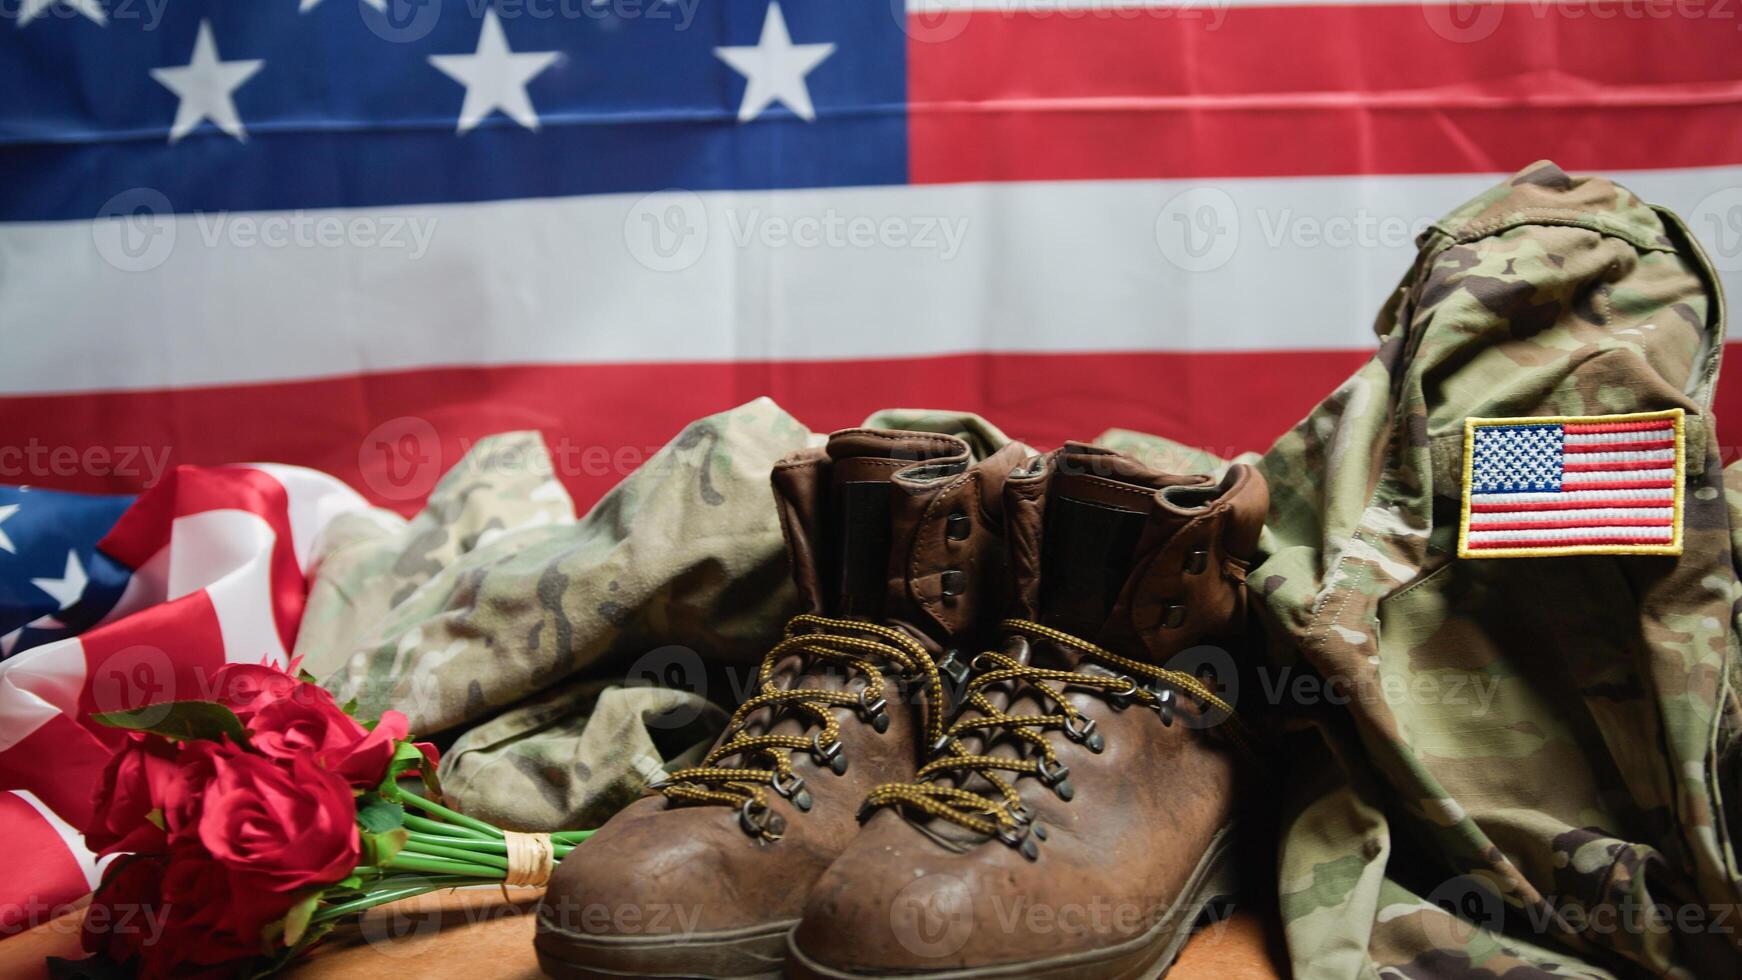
[[1164, 162, 1739, 978]]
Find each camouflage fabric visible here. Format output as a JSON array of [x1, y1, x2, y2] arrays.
[[1118, 162, 1742, 978], [296, 400, 1018, 832]]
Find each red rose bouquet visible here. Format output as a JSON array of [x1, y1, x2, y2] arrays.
[[74, 663, 591, 978]]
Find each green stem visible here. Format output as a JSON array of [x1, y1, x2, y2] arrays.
[[551, 830, 595, 844], [405, 832, 507, 854], [382, 853, 502, 879], [402, 813, 493, 840], [399, 794, 503, 838], [311, 885, 448, 923], [401, 841, 510, 871]]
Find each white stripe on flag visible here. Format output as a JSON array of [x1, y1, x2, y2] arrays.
[[1561, 468, 1675, 483], [1559, 449, 1677, 465], [3, 167, 1740, 394], [1467, 507, 1674, 524], [1467, 526, 1674, 544]]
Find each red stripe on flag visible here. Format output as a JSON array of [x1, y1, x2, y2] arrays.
[[0, 350, 1371, 515], [1561, 459, 1676, 472], [1559, 480, 1678, 492], [1468, 518, 1674, 531], [77, 592, 229, 742], [0, 793, 91, 935], [0, 713, 109, 834], [908, 3, 1742, 182], [1562, 438, 1676, 453], [1468, 535, 1674, 549], [1562, 421, 1680, 435]]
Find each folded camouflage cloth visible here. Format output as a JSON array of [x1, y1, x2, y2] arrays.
[[298, 401, 1021, 832], [1119, 161, 1742, 978]]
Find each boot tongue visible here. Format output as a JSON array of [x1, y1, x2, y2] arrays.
[[821, 430, 965, 623]]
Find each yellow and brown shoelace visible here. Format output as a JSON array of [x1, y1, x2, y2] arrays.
[[658, 614, 945, 841], [862, 618, 1254, 852]]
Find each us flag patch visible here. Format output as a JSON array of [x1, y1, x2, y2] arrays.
[[1458, 409, 1685, 558]]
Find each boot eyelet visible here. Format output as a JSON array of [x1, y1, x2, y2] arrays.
[[946, 511, 972, 541], [970, 652, 999, 673], [811, 734, 849, 775], [739, 799, 786, 841], [1155, 687, 1176, 727], [771, 771, 813, 811], [1035, 758, 1074, 800], [1161, 604, 1187, 629], [1185, 549, 1210, 574], [1005, 801, 1032, 826], [1063, 715, 1105, 753], [997, 821, 1040, 860], [1105, 676, 1139, 709], [940, 569, 967, 597], [938, 649, 970, 687], [857, 689, 891, 734]]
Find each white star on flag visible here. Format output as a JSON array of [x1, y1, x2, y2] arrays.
[[714, 2, 835, 123], [149, 20, 264, 144], [17, 0, 106, 27], [429, 10, 561, 135], [0, 503, 16, 554], [31, 550, 88, 612]]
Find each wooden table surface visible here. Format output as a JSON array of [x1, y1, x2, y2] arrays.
[[4, 888, 1287, 979]]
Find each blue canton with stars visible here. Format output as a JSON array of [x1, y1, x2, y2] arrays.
[[1470, 424, 1565, 493], [0, 485, 134, 660]]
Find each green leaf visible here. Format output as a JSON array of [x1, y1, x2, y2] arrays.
[[341, 697, 359, 716], [377, 740, 438, 799], [281, 891, 322, 948], [360, 827, 410, 867], [90, 701, 248, 746], [357, 798, 406, 834]]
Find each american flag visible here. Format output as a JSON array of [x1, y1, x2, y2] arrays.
[[0, 466, 370, 933], [1, 1, 1741, 515], [1460, 412, 1684, 557]]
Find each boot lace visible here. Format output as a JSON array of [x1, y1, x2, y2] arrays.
[[658, 614, 945, 841], [863, 618, 1254, 849]]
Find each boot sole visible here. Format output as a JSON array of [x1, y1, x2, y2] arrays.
[[535, 916, 797, 979], [784, 826, 1239, 980]]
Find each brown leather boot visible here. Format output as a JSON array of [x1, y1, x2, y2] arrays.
[[787, 444, 1269, 980], [535, 428, 1027, 979]]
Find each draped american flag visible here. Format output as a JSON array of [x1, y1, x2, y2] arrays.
[[2, 0, 1742, 934]]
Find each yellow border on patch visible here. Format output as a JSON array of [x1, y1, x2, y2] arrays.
[[1457, 408, 1685, 559]]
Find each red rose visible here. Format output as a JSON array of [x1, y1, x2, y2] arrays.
[[157, 740, 225, 846], [197, 749, 359, 897], [85, 733, 182, 857], [146, 843, 283, 976], [81, 852, 169, 966], [206, 663, 300, 724], [248, 684, 408, 788]]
